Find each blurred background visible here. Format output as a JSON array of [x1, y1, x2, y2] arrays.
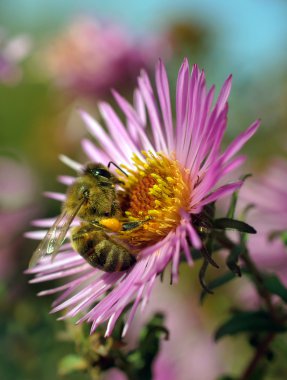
[[1, 1, 287, 379]]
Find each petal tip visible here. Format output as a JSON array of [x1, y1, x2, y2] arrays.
[[78, 108, 88, 119]]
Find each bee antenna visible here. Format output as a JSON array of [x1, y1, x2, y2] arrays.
[[108, 161, 128, 177]]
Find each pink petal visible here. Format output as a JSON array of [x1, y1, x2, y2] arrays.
[[58, 175, 75, 186], [81, 138, 110, 163], [176, 58, 190, 139], [112, 91, 155, 152], [25, 230, 47, 240], [186, 223, 202, 249], [200, 181, 242, 207], [221, 120, 260, 164], [80, 110, 129, 165], [59, 155, 82, 172], [138, 70, 168, 153], [155, 59, 174, 151], [133, 88, 146, 126], [44, 191, 65, 202], [216, 74, 232, 113], [98, 101, 140, 158]]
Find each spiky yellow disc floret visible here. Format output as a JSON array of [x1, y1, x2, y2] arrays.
[[118, 151, 191, 248]]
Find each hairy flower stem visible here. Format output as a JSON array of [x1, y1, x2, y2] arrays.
[[217, 233, 283, 379], [238, 332, 275, 380], [238, 250, 283, 380], [216, 233, 277, 318], [240, 250, 277, 320]]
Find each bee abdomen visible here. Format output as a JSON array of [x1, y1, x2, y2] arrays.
[[93, 241, 136, 272], [71, 227, 136, 272]]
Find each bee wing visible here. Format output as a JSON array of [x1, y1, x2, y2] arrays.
[[28, 199, 85, 268]]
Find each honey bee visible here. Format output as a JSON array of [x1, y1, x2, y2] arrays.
[[29, 162, 146, 272]]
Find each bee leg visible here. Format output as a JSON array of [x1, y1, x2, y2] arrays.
[[122, 217, 151, 231], [71, 223, 136, 272], [201, 244, 219, 269]]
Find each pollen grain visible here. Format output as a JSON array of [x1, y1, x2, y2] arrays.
[[118, 152, 191, 248]]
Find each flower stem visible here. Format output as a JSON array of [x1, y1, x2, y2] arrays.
[[216, 232, 277, 319], [215, 233, 282, 379], [240, 249, 277, 320], [238, 332, 275, 380]]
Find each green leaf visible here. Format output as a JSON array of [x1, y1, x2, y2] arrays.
[[226, 193, 238, 220], [127, 313, 168, 379], [281, 231, 287, 246], [213, 218, 256, 234], [230, 366, 266, 380], [58, 354, 88, 376], [261, 274, 287, 303], [226, 245, 244, 276], [226, 173, 252, 219], [215, 310, 286, 341], [201, 268, 250, 302], [200, 272, 238, 302]]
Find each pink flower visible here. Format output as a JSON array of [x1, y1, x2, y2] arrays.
[[40, 17, 164, 97], [126, 282, 225, 380], [239, 159, 287, 283], [0, 29, 31, 85], [27, 58, 259, 335]]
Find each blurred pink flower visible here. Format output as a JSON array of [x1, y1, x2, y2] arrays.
[[126, 282, 225, 380], [103, 369, 127, 380], [0, 158, 38, 279], [27, 58, 259, 335], [102, 282, 225, 380], [40, 17, 165, 97], [239, 159, 287, 283], [0, 29, 31, 85]]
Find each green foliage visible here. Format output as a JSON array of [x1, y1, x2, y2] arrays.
[[280, 231, 287, 247], [214, 310, 286, 341], [189, 187, 258, 295], [0, 290, 76, 380], [226, 173, 252, 220], [126, 313, 169, 380], [200, 271, 244, 302], [226, 244, 244, 276], [213, 218, 256, 234], [260, 274, 287, 303], [58, 355, 88, 376], [56, 313, 168, 380], [267, 334, 287, 379]]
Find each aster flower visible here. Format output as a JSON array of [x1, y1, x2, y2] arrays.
[[239, 159, 287, 284], [27, 58, 259, 336], [0, 29, 31, 85], [40, 16, 164, 97]]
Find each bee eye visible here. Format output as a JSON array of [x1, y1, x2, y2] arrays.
[[90, 168, 111, 179], [97, 169, 111, 179]]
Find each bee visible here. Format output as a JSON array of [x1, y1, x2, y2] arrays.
[[29, 162, 146, 272]]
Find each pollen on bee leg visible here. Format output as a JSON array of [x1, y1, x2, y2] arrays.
[[117, 151, 192, 248], [99, 218, 122, 232]]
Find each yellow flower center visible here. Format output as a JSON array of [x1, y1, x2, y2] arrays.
[[118, 151, 191, 248]]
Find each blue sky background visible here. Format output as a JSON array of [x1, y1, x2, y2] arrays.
[[1, 0, 287, 77]]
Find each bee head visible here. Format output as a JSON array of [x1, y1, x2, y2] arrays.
[[84, 163, 123, 185]]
